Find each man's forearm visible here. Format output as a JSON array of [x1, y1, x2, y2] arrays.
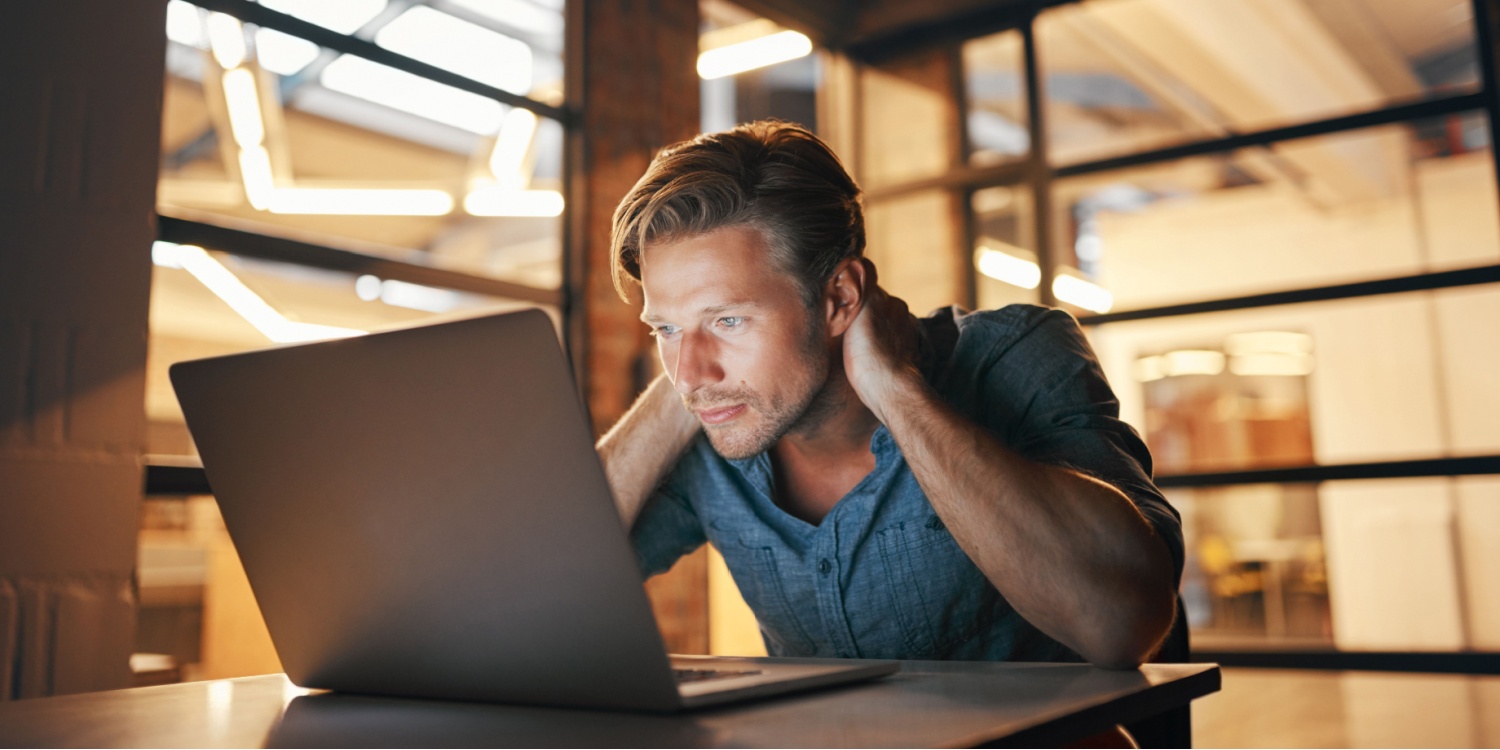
[[876, 374, 1177, 669], [596, 373, 700, 527]]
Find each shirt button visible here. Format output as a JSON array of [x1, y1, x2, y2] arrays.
[[818, 559, 832, 575]]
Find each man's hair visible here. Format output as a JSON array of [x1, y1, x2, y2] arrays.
[[610, 120, 865, 306]]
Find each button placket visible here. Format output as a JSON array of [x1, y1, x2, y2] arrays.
[[811, 516, 861, 659]]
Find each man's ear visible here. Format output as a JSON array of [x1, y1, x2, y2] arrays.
[[822, 257, 869, 338]]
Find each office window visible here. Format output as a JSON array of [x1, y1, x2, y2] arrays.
[[144, 0, 569, 682], [1050, 113, 1498, 310], [1035, 0, 1481, 165]]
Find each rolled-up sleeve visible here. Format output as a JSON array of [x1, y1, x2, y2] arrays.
[[629, 454, 708, 578], [970, 307, 1185, 584]]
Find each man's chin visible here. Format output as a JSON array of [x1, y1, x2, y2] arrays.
[[703, 426, 776, 461]]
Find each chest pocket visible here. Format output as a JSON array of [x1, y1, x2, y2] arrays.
[[875, 515, 1003, 658], [717, 540, 818, 656]]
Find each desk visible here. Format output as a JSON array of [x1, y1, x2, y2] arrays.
[[0, 661, 1219, 748]]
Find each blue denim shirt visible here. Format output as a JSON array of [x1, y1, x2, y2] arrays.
[[631, 304, 1183, 661]]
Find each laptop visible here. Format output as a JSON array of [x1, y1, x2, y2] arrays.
[[169, 308, 896, 712]]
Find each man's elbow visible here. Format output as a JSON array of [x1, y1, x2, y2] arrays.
[[1082, 587, 1177, 670]]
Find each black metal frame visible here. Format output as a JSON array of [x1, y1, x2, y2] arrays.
[[855, 0, 1500, 673]]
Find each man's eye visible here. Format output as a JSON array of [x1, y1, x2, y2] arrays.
[[650, 326, 678, 338], [718, 316, 743, 328]]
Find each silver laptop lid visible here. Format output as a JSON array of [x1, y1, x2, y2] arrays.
[[170, 309, 683, 711]]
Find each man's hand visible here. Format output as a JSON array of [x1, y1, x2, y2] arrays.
[[842, 259, 922, 425]]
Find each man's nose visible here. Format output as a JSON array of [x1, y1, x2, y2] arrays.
[[670, 331, 722, 396]]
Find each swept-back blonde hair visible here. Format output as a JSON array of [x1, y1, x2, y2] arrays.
[[610, 120, 865, 306]]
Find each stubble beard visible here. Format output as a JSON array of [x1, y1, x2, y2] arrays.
[[688, 319, 833, 461]]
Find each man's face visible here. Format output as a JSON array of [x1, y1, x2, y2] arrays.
[[640, 225, 829, 460]]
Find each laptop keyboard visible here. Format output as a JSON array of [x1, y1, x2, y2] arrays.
[[672, 668, 762, 683]]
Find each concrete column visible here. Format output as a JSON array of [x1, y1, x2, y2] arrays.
[[578, 0, 708, 654], [0, 0, 164, 697]]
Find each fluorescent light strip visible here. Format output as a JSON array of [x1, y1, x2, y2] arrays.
[[375, 6, 533, 94], [221, 68, 265, 148], [267, 188, 455, 216], [463, 187, 564, 217], [175, 245, 365, 343], [255, 28, 321, 76], [206, 12, 247, 69], [1052, 274, 1114, 313], [974, 246, 1041, 289], [1229, 353, 1315, 377], [1224, 331, 1313, 357], [165, 0, 205, 48], [320, 54, 506, 135], [238, 146, 275, 210], [444, 0, 563, 36], [489, 107, 539, 189], [697, 30, 813, 79]]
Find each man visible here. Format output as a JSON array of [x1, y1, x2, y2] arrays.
[[597, 120, 1181, 669]]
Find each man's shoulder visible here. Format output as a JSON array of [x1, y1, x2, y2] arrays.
[[919, 303, 1084, 370]]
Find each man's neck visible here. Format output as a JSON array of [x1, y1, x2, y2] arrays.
[[768, 372, 881, 524]]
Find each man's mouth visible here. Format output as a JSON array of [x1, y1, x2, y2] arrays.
[[695, 404, 747, 425]]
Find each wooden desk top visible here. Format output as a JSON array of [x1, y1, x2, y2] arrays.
[[0, 661, 1220, 748]]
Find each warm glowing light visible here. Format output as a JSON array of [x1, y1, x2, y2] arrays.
[[207, 12, 247, 69], [267, 188, 455, 216], [153, 241, 186, 269], [378, 279, 459, 312], [255, 28, 321, 76], [974, 245, 1041, 289], [446, 0, 563, 36], [1224, 331, 1313, 357], [260, 0, 387, 35], [1230, 353, 1315, 377], [697, 30, 813, 79], [320, 54, 506, 134], [463, 187, 564, 217], [1051, 274, 1114, 313], [221, 68, 265, 148], [355, 274, 382, 301], [238, 146, 275, 210], [488, 108, 539, 189], [1133, 355, 1167, 383], [165, 0, 205, 48], [1163, 349, 1226, 377], [176, 245, 365, 343], [375, 6, 533, 94]]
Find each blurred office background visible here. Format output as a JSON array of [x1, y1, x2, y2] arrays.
[[3, 0, 1500, 745]]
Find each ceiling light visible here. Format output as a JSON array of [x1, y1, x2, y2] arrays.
[[1224, 331, 1313, 357], [463, 187, 564, 217], [238, 146, 275, 210], [165, 0, 205, 49], [206, 12, 247, 69], [697, 30, 813, 79], [355, 274, 383, 301], [1052, 274, 1113, 313], [1133, 355, 1167, 383], [377, 279, 460, 313], [259, 0, 388, 35], [255, 28, 321, 76], [175, 245, 365, 343], [152, 241, 187, 269], [221, 68, 265, 147], [267, 188, 455, 216], [443, 0, 563, 36], [320, 54, 506, 134], [1229, 353, 1315, 377], [375, 6, 533, 94], [1162, 350, 1225, 377], [974, 245, 1041, 289], [488, 107, 538, 189]]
